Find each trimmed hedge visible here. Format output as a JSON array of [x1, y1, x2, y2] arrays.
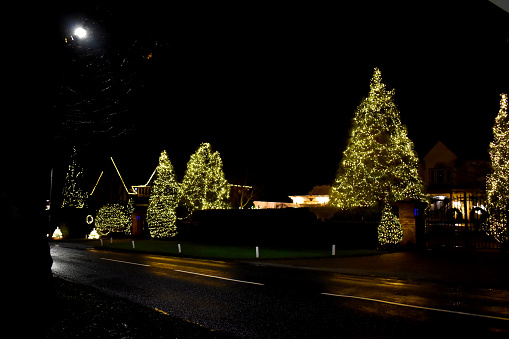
[[175, 208, 379, 248]]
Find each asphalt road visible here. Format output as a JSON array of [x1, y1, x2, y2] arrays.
[[51, 242, 509, 338]]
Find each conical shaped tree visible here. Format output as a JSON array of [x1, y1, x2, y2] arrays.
[[487, 93, 509, 243], [378, 201, 403, 245], [180, 143, 230, 215], [147, 150, 179, 238], [61, 146, 87, 208], [330, 68, 425, 209]]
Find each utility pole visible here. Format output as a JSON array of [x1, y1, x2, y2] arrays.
[[48, 168, 53, 236]]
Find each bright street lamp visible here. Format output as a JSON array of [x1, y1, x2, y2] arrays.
[[74, 27, 87, 39]]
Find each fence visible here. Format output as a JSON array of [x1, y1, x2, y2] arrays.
[[425, 195, 502, 249]]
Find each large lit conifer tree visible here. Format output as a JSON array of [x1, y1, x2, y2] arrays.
[[180, 143, 230, 215], [487, 93, 509, 243], [330, 68, 425, 245], [331, 68, 424, 208], [147, 150, 179, 238], [61, 146, 87, 208]]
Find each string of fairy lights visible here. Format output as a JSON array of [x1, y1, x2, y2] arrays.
[[95, 203, 132, 235], [146, 150, 179, 238], [486, 93, 509, 243], [58, 142, 231, 238], [180, 143, 231, 215], [57, 71, 507, 246], [61, 146, 87, 209], [378, 201, 404, 246], [146, 144, 231, 237]]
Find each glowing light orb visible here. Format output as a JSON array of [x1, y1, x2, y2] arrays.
[[74, 27, 87, 39]]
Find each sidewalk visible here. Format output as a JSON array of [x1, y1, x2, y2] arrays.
[[251, 250, 509, 289]]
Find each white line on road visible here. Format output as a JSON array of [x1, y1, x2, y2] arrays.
[[100, 258, 151, 267], [175, 269, 264, 286], [98, 257, 263, 286], [321, 292, 509, 321]]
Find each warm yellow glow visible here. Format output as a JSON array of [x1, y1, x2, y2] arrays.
[[145, 168, 157, 186], [86, 215, 94, 224], [111, 157, 134, 195], [52, 227, 63, 240], [452, 200, 463, 211], [61, 146, 87, 208], [378, 202, 403, 245], [330, 67, 425, 245], [147, 150, 178, 238], [290, 196, 305, 205], [154, 308, 169, 316], [90, 157, 137, 198], [180, 143, 231, 214], [88, 228, 100, 239], [289, 195, 330, 206], [330, 67, 425, 211], [230, 184, 253, 189], [95, 203, 130, 235], [89, 171, 103, 196], [487, 93, 508, 243], [315, 196, 330, 204]]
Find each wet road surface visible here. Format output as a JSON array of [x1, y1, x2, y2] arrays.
[[51, 242, 509, 338]]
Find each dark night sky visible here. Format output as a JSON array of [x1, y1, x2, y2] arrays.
[[6, 2, 509, 204]]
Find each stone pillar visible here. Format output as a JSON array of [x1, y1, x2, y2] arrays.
[[131, 214, 142, 237], [394, 201, 418, 246]]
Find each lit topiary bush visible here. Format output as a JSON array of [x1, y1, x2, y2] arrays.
[[95, 203, 130, 235]]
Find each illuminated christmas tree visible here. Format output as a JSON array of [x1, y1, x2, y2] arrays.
[[61, 146, 87, 208], [330, 68, 425, 209], [124, 198, 135, 236], [378, 201, 403, 245], [52, 227, 63, 239], [147, 150, 179, 238], [330, 68, 425, 246], [180, 143, 230, 215], [88, 228, 100, 239], [486, 93, 509, 243]]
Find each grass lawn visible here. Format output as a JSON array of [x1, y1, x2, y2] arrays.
[[96, 239, 380, 260]]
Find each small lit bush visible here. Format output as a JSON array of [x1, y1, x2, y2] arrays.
[[95, 203, 130, 235]]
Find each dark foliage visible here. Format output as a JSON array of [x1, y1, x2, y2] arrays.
[[176, 208, 380, 248]]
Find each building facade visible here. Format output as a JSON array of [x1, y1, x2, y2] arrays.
[[420, 141, 489, 217]]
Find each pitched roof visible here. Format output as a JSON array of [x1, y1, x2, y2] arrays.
[[423, 141, 458, 165], [89, 157, 135, 202]]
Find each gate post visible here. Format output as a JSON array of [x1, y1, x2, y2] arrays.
[[394, 200, 427, 248], [415, 202, 427, 250]]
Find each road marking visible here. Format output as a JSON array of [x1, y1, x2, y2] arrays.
[[321, 293, 509, 321], [100, 258, 151, 267], [174, 269, 264, 286], [98, 257, 262, 286]]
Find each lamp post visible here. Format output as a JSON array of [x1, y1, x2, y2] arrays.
[[73, 27, 87, 39]]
